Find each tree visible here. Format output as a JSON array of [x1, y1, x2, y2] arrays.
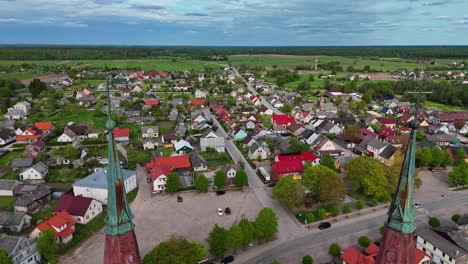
[[207, 224, 229, 258], [328, 205, 340, 217], [417, 147, 433, 167], [448, 162, 468, 185], [452, 214, 462, 223], [136, 151, 151, 164], [63, 144, 80, 160], [384, 150, 403, 193], [358, 236, 372, 248], [329, 243, 342, 258], [37, 229, 58, 263], [317, 208, 327, 219], [343, 203, 352, 214], [302, 165, 334, 197], [234, 170, 249, 187], [288, 138, 309, 153], [146, 235, 206, 264], [302, 255, 313, 264], [29, 78, 47, 99], [319, 154, 336, 171], [428, 217, 441, 228], [254, 208, 278, 241], [309, 75, 315, 82], [355, 200, 365, 209], [319, 171, 346, 203], [214, 171, 227, 188], [440, 151, 453, 167], [280, 104, 293, 114], [227, 225, 244, 252], [416, 131, 425, 141], [334, 96, 344, 106], [273, 176, 305, 210], [165, 172, 180, 193], [126, 146, 137, 169], [430, 147, 444, 167], [304, 212, 315, 223], [345, 156, 390, 200], [0, 249, 13, 264], [194, 174, 209, 192], [455, 148, 466, 165], [238, 214, 256, 247]]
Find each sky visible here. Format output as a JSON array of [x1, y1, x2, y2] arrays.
[[0, 0, 467, 46]]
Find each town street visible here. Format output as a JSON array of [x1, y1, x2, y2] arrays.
[[231, 67, 283, 115]]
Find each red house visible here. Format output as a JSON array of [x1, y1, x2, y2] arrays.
[[144, 99, 159, 106], [275, 151, 319, 165], [16, 127, 42, 143], [34, 122, 54, 135], [271, 160, 304, 181], [379, 119, 397, 129], [272, 114, 295, 127], [113, 127, 130, 141], [379, 127, 395, 138], [190, 99, 206, 108], [340, 243, 430, 264], [30, 211, 76, 244], [146, 154, 191, 171]]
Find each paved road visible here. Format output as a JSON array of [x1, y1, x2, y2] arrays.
[[202, 108, 303, 239], [237, 194, 468, 263], [231, 67, 283, 115]]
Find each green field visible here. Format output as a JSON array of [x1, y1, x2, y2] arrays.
[[425, 101, 468, 112], [229, 55, 427, 72], [44, 110, 108, 129], [0, 58, 226, 71], [0, 73, 43, 80], [0, 150, 25, 167]]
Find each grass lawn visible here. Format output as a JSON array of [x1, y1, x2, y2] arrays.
[[424, 101, 468, 112], [283, 74, 325, 91], [0, 196, 16, 211], [260, 115, 272, 129], [0, 58, 225, 71], [0, 150, 25, 166], [44, 110, 108, 129], [47, 167, 89, 183], [0, 72, 43, 80], [1, 169, 19, 180]]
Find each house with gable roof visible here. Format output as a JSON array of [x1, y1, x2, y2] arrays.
[[19, 162, 48, 181], [53, 194, 102, 225], [30, 211, 76, 244], [0, 234, 41, 264]]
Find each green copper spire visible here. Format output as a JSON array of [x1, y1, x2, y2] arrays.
[[104, 77, 135, 236], [385, 74, 429, 234]]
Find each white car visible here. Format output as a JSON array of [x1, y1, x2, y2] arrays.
[[414, 203, 423, 209], [217, 208, 223, 216]]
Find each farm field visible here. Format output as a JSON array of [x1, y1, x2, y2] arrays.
[[228, 54, 461, 72], [0, 57, 226, 71], [0, 73, 44, 80]]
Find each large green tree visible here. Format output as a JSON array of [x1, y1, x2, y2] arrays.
[[37, 229, 58, 264], [448, 162, 468, 185], [214, 170, 227, 188], [254, 208, 278, 241], [430, 147, 445, 167], [145, 235, 206, 264], [440, 151, 453, 167], [0, 249, 13, 264], [342, 124, 362, 143], [165, 172, 180, 193], [319, 154, 336, 171], [194, 174, 209, 192], [273, 176, 305, 210], [455, 148, 466, 165], [126, 146, 137, 169], [207, 224, 230, 258], [29, 78, 47, 99], [329, 243, 342, 258], [319, 171, 346, 203], [302, 165, 332, 196], [345, 156, 390, 200], [234, 170, 249, 187], [417, 147, 432, 167], [238, 214, 256, 247], [227, 224, 244, 252]]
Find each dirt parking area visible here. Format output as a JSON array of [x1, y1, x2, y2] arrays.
[[414, 169, 453, 205], [61, 182, 264, 264]]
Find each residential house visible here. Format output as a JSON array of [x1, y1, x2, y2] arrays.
[[195, 89, 208, 98], [223, 164, 241, 185], [200, 137, 225, 153], [415, 226, 467, 264], [0, 211, 31, 232], [271, 160, 304, 181], [174, 140, 193, 154], [53, 194, 103, 225], [189, 99, 205, 109], [0, 234, 41, 264], [73, 168, 137, 204], [288, 123, 305, 137], [0, 120, 15, 130], [144, 99, 159, 107], [248, 142, 268, 160], [24, 141, 46, 158], [275, 151, 320, 166], [379, 119, 397, 129], [234, 129, 248, 141], [162, 132, 177, 147], [428, 124, 449, 135], [299, 129, 319, 145], [426, 133, 458, 147], [317, 120, 343, 134], [174, 123, 187, 138], [142, 139, 157, 150], [19, 162, 48, 181], [58, 125, 89, 142], [30, 211, 76, 245], [14, 184, 51, 213], [141, 126, 159, 138], [16, 127, 42, 143], [190, 153, 208, 172], [57, 129, 76, 142], [341, 243, 430, 264], [201, 129, 218, 139], [0, 179, 20, 196], [11, 158, 34, 172], [0, 130, 15, 145], [272, 114, 295, 128], [168, 107, 179, 121], [4, 109, 26, 120], [310, 135, 340, 156], [113, 127, 130, 141], [150, 163, 171, 193], [8, 101, 31, 114], [448, 120, 468, 134], [380, 106, 394, 115]]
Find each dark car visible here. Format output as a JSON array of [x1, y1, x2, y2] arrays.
[[267, 182, 276, 188], [216, 190, 226, 196], [225, 207, 231, 215], [221, 255, 235, 264], [318, 222, 331, 230], [177, 196, 183, 202]]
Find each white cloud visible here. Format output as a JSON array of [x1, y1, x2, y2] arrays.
[[63, 22, 88, 28]]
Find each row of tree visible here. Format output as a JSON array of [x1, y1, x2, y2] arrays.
[[416, 146, 453, 168], [448, 148, 467, 185]]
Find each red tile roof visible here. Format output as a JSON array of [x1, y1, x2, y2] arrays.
[[34, 122, 53, 131], [271, 160, 304, 175], [379, 119, 397, 125], [145, 99, 159, 106], [150, 163, 172, 182], [113, 127, 130, 138], [16, 134, 41, 141], [340, 246, 374, 264], [436, 112, 468, 122], [54, 194, 94, 217], [360, 128, 378, 139], [190, 99, 206, 106], [146, 154, 191, 170], [364, 243, 379, 256], [35, 211, 76, 238], [272, 114, 295, 126], [276, 151, 318, 163], [379, 128, 395, 137]]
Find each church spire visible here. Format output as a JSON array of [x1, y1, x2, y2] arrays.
[[375, 72, 429, 264], [104, 76, 141, 264]]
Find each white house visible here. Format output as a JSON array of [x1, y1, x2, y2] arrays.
[[72, 168, 137, 204], [200, 137, 225, 153], [142, 139, 157, 150], [57, 130, 76, 142], [152, 174, 167, 193], [0, 131, 15, 145], [9, 101, 31, 114], [4, 109, 26, 120], [248, 143, 268, 160], [415, 227, 467, 264], [195, 89, 208, 98], [141, 126, 159, 138], [0, 179, 21, 196], [19, 162, 48, 181], [0, 235, 41, 264], [53, 194, 103, 225]]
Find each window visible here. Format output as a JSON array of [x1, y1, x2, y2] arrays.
[[423, 240, 426, 245], [433, 246, 436, 250], [442, 253, 445, 257]]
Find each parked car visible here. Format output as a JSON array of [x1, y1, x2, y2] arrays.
[[414, 202, 422, 209], [318, 222, 331, 230], [217, 208, 223, 216], [177, 196, 183, 202], [216, 190, 226, 196], [225, 207, 231, 215], [267, 182, 276, 188], [429, 167, 435, 172], [221, 255, 235, 264]]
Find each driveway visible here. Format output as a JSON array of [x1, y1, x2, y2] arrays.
[[60, 168, 264, 263]]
